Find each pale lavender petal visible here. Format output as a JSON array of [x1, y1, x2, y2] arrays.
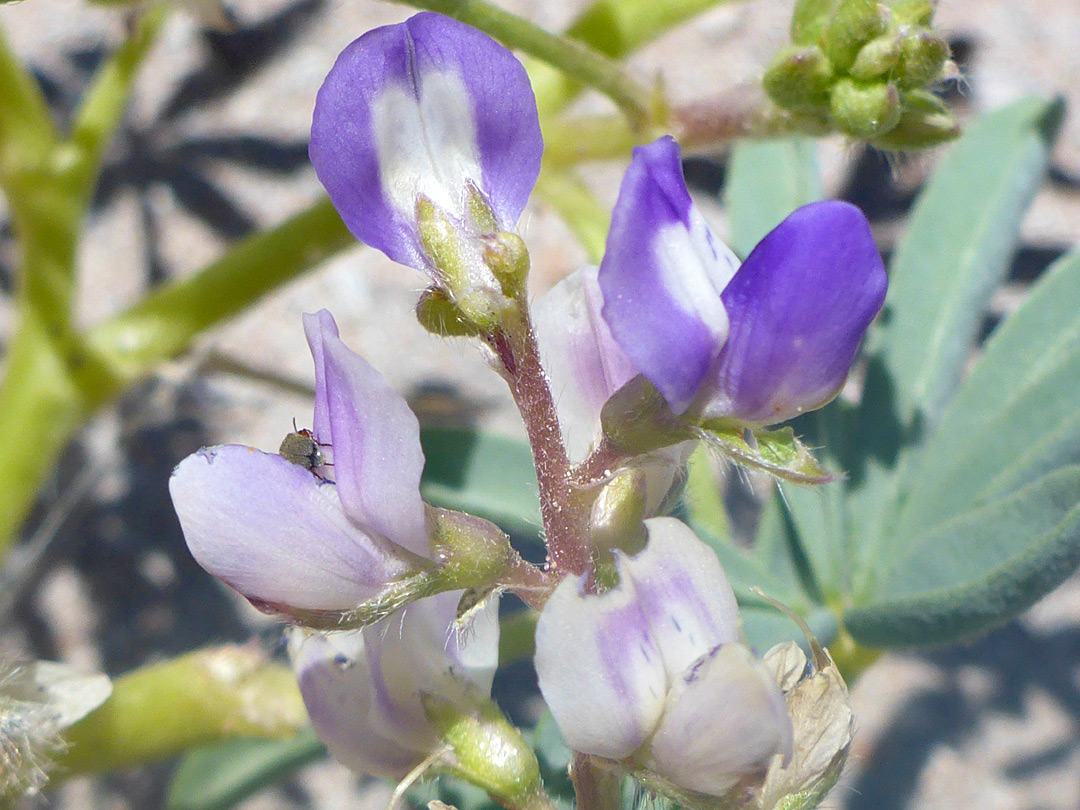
[[535, 571, 667, 760], [648, 643, 794, 796], [620, 517, 741, 676], [310, 12, 542, 272], [290, 628, 423, 779], [599, 137, 738, 414], [705, 200, 887, 425], [534, 266, 637, 463], [364, 591, 499, 752], [302, 309, 339, 444], [170, 445, 415, 612], [321, 332, 430, 557]]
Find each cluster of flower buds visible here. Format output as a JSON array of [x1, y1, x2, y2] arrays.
[[171, 10, 887, 810], [763, 0, 959, 148]]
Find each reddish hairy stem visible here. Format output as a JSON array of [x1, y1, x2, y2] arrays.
[[491, 317, 590, 577]]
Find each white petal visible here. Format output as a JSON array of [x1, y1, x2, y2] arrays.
[[372, 69, 483, 221], [534, 571, 667, 760], [648, 643, 792, 796]]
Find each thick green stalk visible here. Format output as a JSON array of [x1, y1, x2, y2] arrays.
[[393, 0, 653, 130], [527, 0, 737, 118], [65, 6, 167, 203], [85, 197, 353, 379], [56, 647, 307, 775]]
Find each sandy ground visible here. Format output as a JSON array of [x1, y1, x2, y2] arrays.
[[1, 0, 1079, 808]]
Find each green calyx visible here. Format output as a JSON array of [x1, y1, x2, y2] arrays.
[[426, 506, 514, 590], [767, 0, 959, 148], [415, 191, 528, 334], [423, 692, 546, 810]]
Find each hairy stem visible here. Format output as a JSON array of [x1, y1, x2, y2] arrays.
[[570, 754, 622, 810], [491, 315, 589, 577]]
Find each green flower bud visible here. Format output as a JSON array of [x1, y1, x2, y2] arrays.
[[829, 78, 902, 138], [416, 287, 484, 337], [822, 0, 890, 72], [897, 30, 949, 89], [589, 467, 648, 557], [890, 0, 935, 26], [871, 90, 959, 149], [791, 0, 837, 45], [849, 33, 902, 80], [763, 46, 834, 111], [423, 693, 546, 810], [482, 231, 531, 298]]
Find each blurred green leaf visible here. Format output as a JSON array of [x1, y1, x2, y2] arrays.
[[420, 427, 541, 541], [897, 249, 1080, 538], [849, 96, 1064, 591], [167, 732, 325, 810], [844, 466, 1080, 646], [725, 137, 821, 258]]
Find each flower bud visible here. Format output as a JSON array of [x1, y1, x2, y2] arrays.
[[416, 287, 485, 338], [426, 506, 514, 590], [849, 33, 903, 80], [822, 0, 889, 73], [482, 231, 531, 298], [763, 46, 834, 112], [897, 30, 949, 89], [790, 0, 837, 45], [830, 78, 902, 138], [890, 0, 935, 26], [588, 467, 649, 556], [872, 90, 959, 149]]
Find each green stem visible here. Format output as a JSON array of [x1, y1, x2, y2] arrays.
[[65, 6, 168, 204], [86, 197, 352, 380], [0, 21, 58, 170], [56, 646, 307, 776], [393, 0, 652, 131], [528, 0, 740, 118], [534, 166, 610, 264]]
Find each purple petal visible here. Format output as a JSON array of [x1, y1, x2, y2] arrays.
[[170, 445, 416, 612], [619, 517, 741, 675], [706, 200, 887, 425], [290, 628, 422, 779], [534, 266, 637, 463], [364, 590, 499, 749], [290, 592, 499, 778], [319, 329, 430, 558], [310, 12, 542, 272], [648, 643, 793, 796], [599, 137, 738, 414], [302, 309, 339, 444]]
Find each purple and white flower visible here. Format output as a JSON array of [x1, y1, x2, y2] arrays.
[[290, 590, 499, 779], [599, 136, 887, 425], [169, 310, 430, 619], [534, 517, 793, 797], [310, 12, 543, 277]]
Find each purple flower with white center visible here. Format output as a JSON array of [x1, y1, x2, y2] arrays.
[[169, 310, 430, 620], [599, 136, 887, 425], [310, 12, 543, 276], [534, 517, 793, 797], [290, 589, 499, 779]]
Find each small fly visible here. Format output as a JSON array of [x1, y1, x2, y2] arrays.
[[279, 419, 330, 476]]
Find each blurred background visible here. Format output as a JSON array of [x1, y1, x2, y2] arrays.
[[0, 0, 1078, 807]]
